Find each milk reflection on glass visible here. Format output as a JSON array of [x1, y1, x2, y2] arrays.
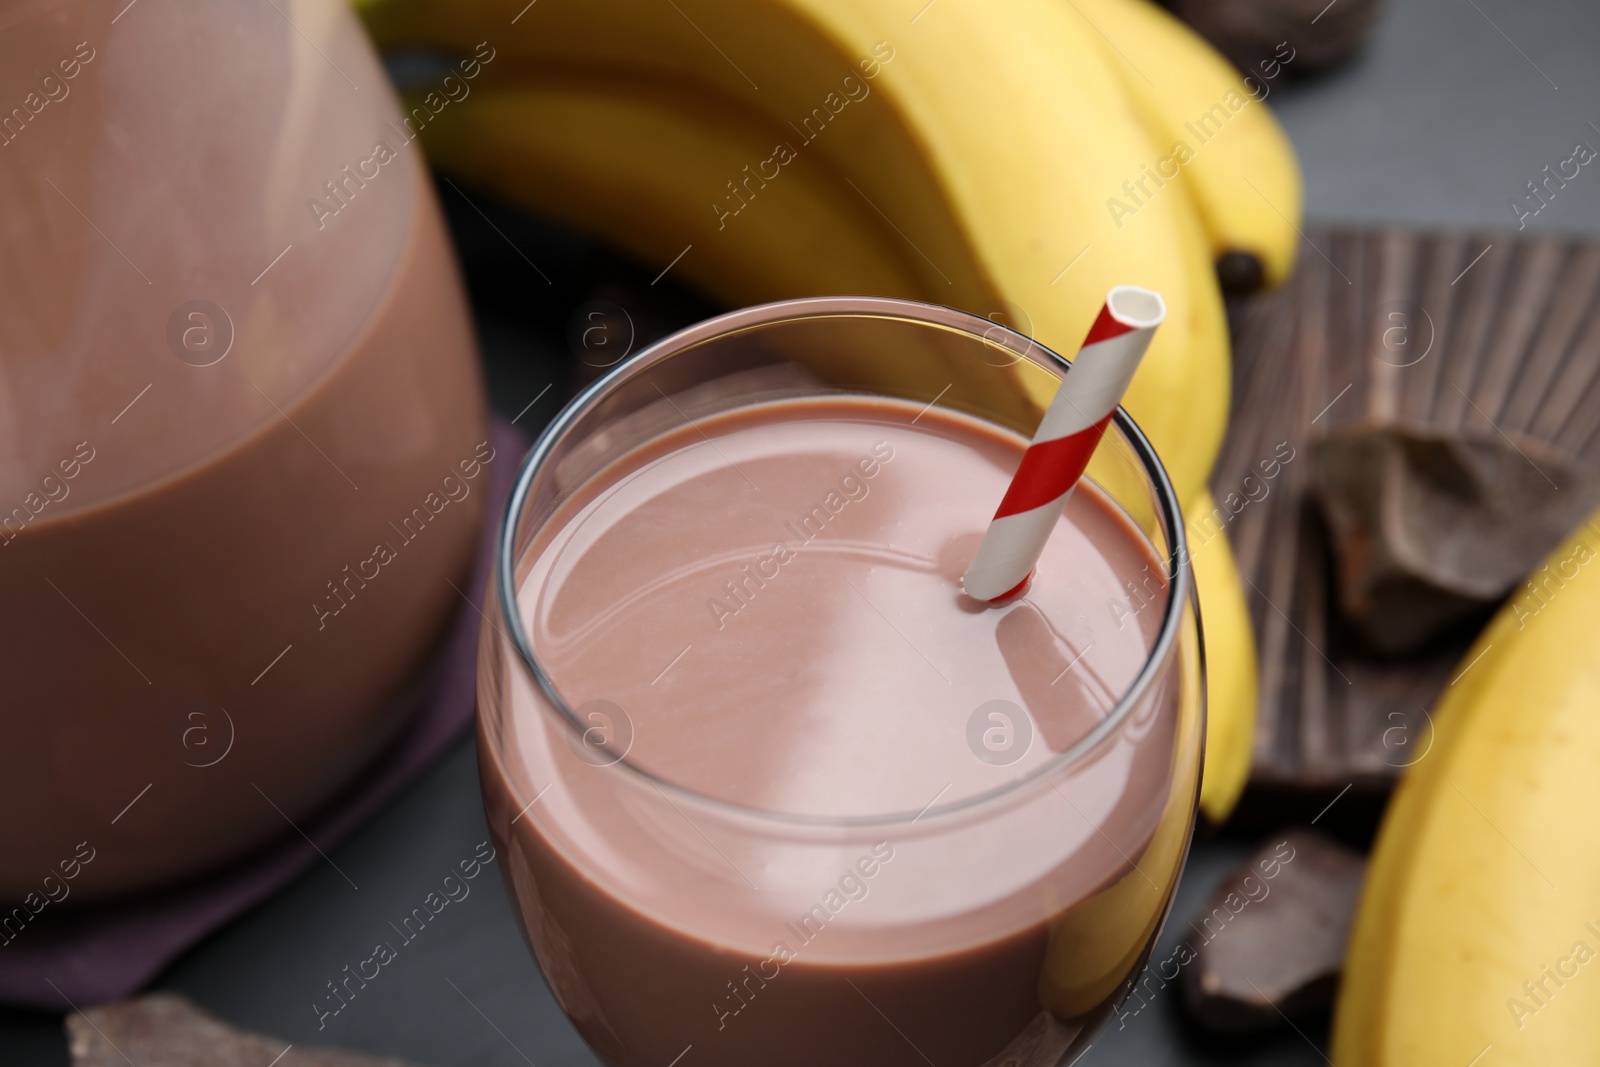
[[477, 299, 1203, 1067]]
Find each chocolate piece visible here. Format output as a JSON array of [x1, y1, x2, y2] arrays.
[[67, 993, 420, 1067], [1167, 0, 1382, 77], [1214, 227, 1600, 812], [1312, 424, 1600, 654], [1181, 829, 1366, 1032]]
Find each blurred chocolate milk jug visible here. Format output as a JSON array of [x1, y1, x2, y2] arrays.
[[0, 0, 487, 900]]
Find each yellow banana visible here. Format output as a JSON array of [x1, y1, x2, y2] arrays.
[[1332, 515, 1600, 1064], [409, 76, 928, 307], [1188, 492, 1258, 824], [407, 76, 1051, 423], [361, 0, 1231, 510], [1070, 0, 1302, 291]]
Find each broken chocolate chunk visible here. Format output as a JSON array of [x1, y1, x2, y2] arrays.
[[1181, 828, 1366, 1033], [1310, 423, 1600, 654], [67, 993, 422, 1067]]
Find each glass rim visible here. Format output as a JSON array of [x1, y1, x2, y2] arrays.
[[495, 295, 1192, 830]]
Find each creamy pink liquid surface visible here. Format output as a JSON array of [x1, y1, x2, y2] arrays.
[[481, 396, 1195, 1066]]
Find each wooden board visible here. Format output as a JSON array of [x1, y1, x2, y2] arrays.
[[1215, 226, 1600, 806]]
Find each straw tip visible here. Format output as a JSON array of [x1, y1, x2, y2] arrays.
[[1106, 285, 1166, 330]]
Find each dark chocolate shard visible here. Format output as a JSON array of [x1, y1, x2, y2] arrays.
[[67, 993, 421, 1067], [1181, 829, 1366, 1033], [1310, 423, 1600, 654]]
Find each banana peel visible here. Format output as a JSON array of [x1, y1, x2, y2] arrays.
[[1332, 515, 1600, 1065]]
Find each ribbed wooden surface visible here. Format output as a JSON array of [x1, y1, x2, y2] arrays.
[[1215, 227, 1600, 794]]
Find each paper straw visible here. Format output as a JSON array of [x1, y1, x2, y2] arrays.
[[962, 285, 1166, 603]]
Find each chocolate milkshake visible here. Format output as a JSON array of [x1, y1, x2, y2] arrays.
[[479, 394, 1199, 1067], [0, 1, 486, 901]]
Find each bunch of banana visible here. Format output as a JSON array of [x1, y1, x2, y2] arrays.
[[1332, 516, 1600, 1064], [359, 0, 1298, 822]]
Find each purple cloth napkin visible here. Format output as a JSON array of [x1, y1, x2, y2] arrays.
[[0, 419, 528, 1011]]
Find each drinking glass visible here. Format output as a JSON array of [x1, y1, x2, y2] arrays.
[[477, 296, 1203, 1067]]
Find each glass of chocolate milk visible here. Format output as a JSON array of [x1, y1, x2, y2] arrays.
[[477, 297, 1202, 1067]]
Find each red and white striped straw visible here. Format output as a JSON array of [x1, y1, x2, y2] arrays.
[[962, 285, 1166, 603]]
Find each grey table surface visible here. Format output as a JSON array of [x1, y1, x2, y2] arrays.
[[5, 0, 1598, 1061]]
